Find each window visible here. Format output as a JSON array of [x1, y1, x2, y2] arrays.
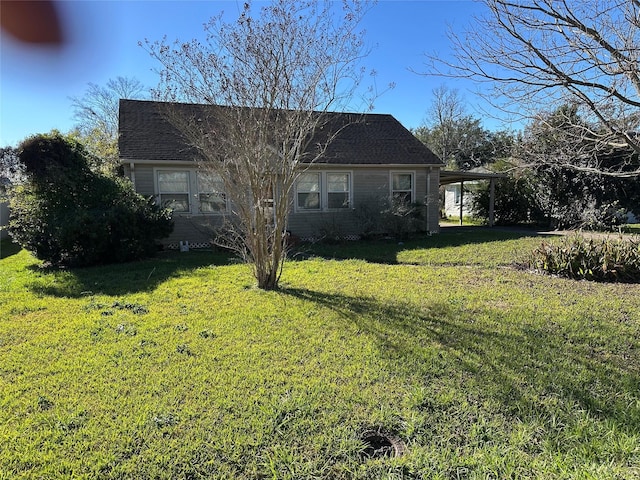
[[296, 171, 352, 211], [391, 172, 413, 205], [197, 172, 226, 213], [297, 172, 321, 210], [327, 173, 350, 209], [157, 170, 190, 212], [156, 169, 228, 215]]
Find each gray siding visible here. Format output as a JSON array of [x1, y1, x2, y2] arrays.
[[426, 167, 441, 233], [353, 168, 389, 205], [288, 166, 441, 239], [287, 209, 357, 239], [123, 163, 155, 196], [167, 214, 226, 246], [126, 161, 441, 245]]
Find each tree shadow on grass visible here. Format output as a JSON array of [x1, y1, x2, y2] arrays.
[[281, 286, 640, 443], [25, 250, 235, 297], [0, 239, 21, 259], [297, 227, 552, 265]]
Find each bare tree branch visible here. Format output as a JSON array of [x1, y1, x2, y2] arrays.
[[424, 0, 640, 177], [71, 76, 146, 174], [72, 77, 146, 139], [141, 0, 376, 289]]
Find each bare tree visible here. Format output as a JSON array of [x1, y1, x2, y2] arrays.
[[0, 146, 23, 185], [423, 85, 466, 166], [426, 0, 640, 177], [142, 0, 376, 290], [71, 76, 146, 174], [416, 85, 506, 170]]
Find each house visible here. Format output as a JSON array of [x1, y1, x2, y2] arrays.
[[440, 167, 506, 226], [442, 169, 487, 220], [118, 99, 443, 247], [443, 182, 473, 219]]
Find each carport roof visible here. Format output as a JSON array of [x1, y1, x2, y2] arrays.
[[440, 170, 507, 185]]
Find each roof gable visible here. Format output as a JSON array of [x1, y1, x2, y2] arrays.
[[118, 99, 443, 166]]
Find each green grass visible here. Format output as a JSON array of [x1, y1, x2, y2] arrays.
[[439, 216, 485, 227], [1, 230, 639, 479], [623, 223, 640, 234]]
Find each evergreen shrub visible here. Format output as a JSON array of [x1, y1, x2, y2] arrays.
[[8, 132, 173, 266]]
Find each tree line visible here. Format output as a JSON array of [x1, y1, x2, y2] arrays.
[[413, 85, 640, 230]]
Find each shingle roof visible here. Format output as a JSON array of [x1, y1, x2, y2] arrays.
[[118, 99, 442, 166]]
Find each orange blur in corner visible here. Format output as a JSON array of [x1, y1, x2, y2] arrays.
[[1, 0, 64, 45]]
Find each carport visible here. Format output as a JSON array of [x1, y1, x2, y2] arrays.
[[440, 170, 507, 226]]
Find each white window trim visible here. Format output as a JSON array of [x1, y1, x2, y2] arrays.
[[390, 171, 416, 204], [295, 170, 353, 213], [154, 168, 228, 215], [196, 171, 229, 215], [296, 171, 322, 212], [155, 169, 191, 213]]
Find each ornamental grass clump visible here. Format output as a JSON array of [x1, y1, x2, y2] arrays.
[[528, 233, 640, 282]]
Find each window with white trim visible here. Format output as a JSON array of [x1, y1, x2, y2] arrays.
[[297, 172, 321, 210], [157, 170, 190, 212], [391, 172, 414, 205], [327, 173, 351, 209], [296, 171, 351, 211], [156, 169, 228, 214], [197, 171, 227, 213]]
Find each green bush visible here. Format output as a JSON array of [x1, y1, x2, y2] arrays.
[[8, 132, 173, 266], [381, 199, 426, 241], [527, 234, 640, 282], [472, 174, 544, 226], [353, 197, 384, 240]]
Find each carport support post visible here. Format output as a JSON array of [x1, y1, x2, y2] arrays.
[[488, 178, 496, 227], [459, 181, 464, 225]]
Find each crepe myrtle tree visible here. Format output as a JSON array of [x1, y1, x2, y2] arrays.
[[426, 0, 640, 178], [142, 0, 381, 290]]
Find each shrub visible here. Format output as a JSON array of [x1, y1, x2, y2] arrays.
[[472, 174, 544, 226], [527, 234, 640, 282], [317, 213, 346, 244], [8, 132, 173, 266], [353, 197, 384, 240], [381, 199, 426, 241]]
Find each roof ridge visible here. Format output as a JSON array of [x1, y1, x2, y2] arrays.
[[118, 99, 444, 166], [118, 98, 395, 120]]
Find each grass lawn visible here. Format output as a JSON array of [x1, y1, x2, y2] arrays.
[[624, 224, 640, 234], [1, 229, 639, 479]]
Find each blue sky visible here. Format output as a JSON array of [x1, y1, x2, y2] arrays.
[[1, 0, 496, 147]]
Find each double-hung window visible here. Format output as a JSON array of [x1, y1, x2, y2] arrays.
[[391, 172, 414, 205], [156, 169, 227, 214], [327, 173, 350, 209], [157, 170, 190, 212], [296, 171, 351, 211], [197, 172, 226, 213], [297, 172, 321, 210]]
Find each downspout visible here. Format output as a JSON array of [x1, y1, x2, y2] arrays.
[[129, 162, 136, 188], [459, 181, 464, 226], [426, 167, 431, 233]]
